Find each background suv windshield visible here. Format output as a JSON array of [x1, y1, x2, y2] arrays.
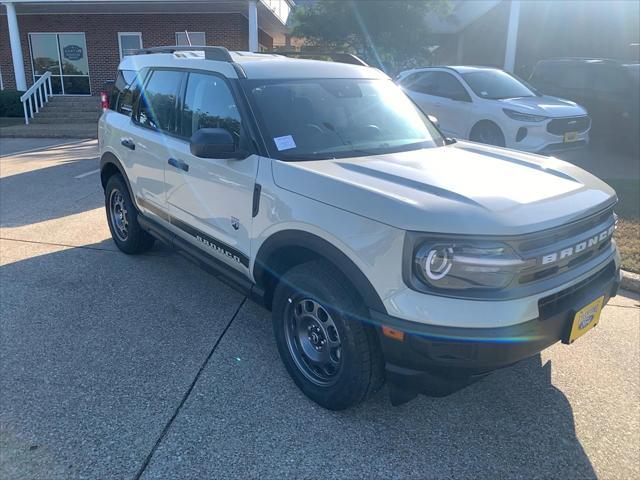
[[462, 70, 537, 100], [247, 78, 443, 160]]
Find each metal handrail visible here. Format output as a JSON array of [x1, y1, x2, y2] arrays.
[[20, 72, 53, 125]]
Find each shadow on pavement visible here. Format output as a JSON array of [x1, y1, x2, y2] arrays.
[[141, 297, 597, 479], [0, 157, 102, 228]]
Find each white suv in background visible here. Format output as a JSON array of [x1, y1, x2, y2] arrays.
[[99, 47, 620, 410], [398, 66, 591, 154]]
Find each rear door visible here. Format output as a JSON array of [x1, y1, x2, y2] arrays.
[[163, 71, 259, 273], [127, 68, 185, 219], [404, 71, 472, 138], [591, 64, 631, 135]]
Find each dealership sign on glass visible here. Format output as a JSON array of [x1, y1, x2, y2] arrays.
[[63, 45, 84, 61]]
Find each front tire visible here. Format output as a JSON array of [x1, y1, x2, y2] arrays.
[[105, 174, 154, 254], [470, 121, 506, 147], [272, 261, 384, 410]]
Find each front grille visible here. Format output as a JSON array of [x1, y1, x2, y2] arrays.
[[547, 116, 591, 135], [516, 207, 614, 253], [538, 261, 616, 318], [513, 207, 616, 286]]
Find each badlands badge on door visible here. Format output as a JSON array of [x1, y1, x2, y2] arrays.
[[568, 296, 605, 343]]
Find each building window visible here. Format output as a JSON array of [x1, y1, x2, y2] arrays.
[[118, 32, 143, 59], [175, 32, 206, 46], [29, 32, 91, 95]]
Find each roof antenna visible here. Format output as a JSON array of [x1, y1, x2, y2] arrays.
[[185, 30, 192, 46]]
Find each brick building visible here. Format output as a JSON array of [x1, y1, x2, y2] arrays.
[[0, 0, 292, 95]]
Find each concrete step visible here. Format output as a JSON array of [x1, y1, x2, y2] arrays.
[[34, 111, 100, 121], [0, 123, 97, 139], [37, 106, 99, 114], [48, 96, 98, 103], [31, 117, 99, 125], [46, 98, 99, 107]]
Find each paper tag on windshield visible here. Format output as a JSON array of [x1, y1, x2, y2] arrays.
[[274, 135, 296, 151]]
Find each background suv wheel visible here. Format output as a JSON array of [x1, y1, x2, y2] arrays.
[[470, 121, 506, 147]]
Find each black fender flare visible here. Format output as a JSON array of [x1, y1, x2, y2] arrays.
[[253, 229, 387, 314], [100, 152, 134, 196]]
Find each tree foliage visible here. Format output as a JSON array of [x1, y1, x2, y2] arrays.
[[291, 0, 450, 73]]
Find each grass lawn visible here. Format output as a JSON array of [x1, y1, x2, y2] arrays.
[[607, 179, 640, 274]]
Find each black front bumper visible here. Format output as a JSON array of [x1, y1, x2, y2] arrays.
[[370, 261, 621, 397]]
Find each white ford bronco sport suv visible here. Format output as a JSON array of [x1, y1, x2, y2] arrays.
[[99, 46, 621, 410]]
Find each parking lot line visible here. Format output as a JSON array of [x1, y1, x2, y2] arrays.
[[74, 168, 100, 179]]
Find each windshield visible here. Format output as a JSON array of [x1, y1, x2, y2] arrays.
[[246, 78, 443, 160], [462, 70, 537, 100]]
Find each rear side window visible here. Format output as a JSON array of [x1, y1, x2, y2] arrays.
[[556, 64, 589, 90], [530, 63, 554, 85], [180, 72, 242, 140], [534, 63, 588, 90], [111, 69, 137, 113], [431, 72, 471, 101], [402, 72, 436, 95], [115, 70, 143, 116], [593, 65, 628, 94], [136, 69, 183, 133]]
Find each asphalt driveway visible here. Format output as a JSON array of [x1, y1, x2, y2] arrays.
[[1, 139, 638, 479]]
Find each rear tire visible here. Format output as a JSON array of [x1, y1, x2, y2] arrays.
[[105, 174, 155, 254], [272, 261, 384, 410], [470, 121, 506, 147]]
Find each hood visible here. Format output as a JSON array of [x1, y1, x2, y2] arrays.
[[272, 142, 616, 235], [499, 95, 586, 117]]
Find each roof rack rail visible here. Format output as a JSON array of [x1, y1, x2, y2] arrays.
[[267, 51, 369, 67], [136, 46, 233, 62]]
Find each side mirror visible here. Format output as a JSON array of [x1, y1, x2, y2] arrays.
[[189, 128, 247, 159], [427, 115, 439, 129]]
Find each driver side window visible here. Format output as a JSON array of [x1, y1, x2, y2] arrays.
[[180, 72, 242, 143], [431, 72, 471, 102]]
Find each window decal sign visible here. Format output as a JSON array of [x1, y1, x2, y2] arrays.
[[63, 45, 84, 61], [274, 135, 296, 151]]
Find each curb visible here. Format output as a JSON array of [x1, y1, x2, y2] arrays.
[[621, 270, 640, 293]]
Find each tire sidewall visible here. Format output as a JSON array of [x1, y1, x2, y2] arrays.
[[105, 174, 149, 254], [471, 121, 505, 147]]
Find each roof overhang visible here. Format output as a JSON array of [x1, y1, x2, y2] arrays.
[[3, 0, 292, 37], [425, 0, 501, 34]]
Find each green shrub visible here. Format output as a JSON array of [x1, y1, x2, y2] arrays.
[[0, 90, 26, 117]]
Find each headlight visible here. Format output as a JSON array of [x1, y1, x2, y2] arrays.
[[414, 241, 532, 291], [503, 108, 547, 122]]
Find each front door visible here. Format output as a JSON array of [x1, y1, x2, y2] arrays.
[[163, 71, 259, 273], [29, 33, 91, 95]]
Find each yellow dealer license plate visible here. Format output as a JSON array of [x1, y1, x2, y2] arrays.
[[568, 296, 604, 343], [564, 131, 579, 143]]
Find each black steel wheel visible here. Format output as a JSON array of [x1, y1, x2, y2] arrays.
[[284, 296, 343, 386], [105, 174, 155, 254], [272, 261, 384, 410]]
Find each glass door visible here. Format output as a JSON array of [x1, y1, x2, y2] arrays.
[[29, 33, 91, 95]]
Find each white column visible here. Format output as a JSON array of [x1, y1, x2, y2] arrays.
[[4, 2, 27, 91], [503, 0, 520, 72], [248, 0, 258, 52]]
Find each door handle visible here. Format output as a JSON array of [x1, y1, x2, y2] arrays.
[[121, 138, 135, 150], [168, 157, 189, 172]]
